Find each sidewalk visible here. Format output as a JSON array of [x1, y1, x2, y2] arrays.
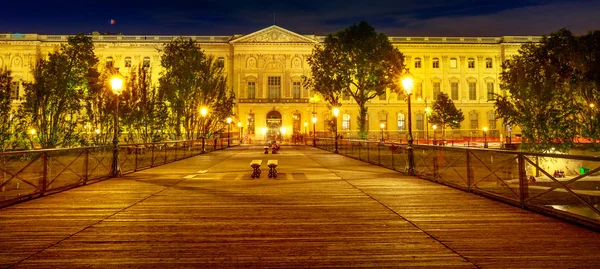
[[1, 145, 599, 268]]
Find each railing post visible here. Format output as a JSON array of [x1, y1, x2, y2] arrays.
[[518, 153, 529, 206], [41, 152, 48, 196], [83, 148, 89, 185], [466, 149, 472, 191]]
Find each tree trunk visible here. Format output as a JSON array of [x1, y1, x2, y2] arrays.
[[357, 103, 368, 139]]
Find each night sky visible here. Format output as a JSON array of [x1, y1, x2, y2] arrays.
[[3, 0, 600, 36]]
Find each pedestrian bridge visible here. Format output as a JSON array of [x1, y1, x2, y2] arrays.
[[1, 145, 600, 268]]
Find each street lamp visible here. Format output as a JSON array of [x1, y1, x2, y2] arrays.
[[200, 107, 208, 153], [226, 117, 232, 147], [402, 75, 415, 176], [238, 121, 243, 144], [483, 126, 488, 148], [380, 123, 385, 142], [312, 115, 317, 147], [424, 103, 431, 144], [332, 107, 339, 153], [432, 125, 437, 145], [110, 76, 123, 177]]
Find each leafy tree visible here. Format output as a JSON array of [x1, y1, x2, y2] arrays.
[[84, 67, 117, 146], [306, 21, 405, 138], [159, 37, 234, 140], [575, 31, 600, 148], [429, 92, 464, 139], [121, 65, 168, 143], [496, 29, 582, 152], [21, 34, 99, 148], [0, 69, 15, 151]]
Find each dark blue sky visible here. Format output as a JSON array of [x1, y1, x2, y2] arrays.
[[3, 0, 600, 36]]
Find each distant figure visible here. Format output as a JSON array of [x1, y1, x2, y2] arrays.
[[271, 140, 280, 153]]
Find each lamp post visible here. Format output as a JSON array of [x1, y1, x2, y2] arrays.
[[380, 123, 385, 142], [332, 107, 339, 153], [402, 76, 415, 176], [226, 117, 232, 147], [432, 125, 437, 145], [200, 107, 207, 153], [312, 114, 317, 147], [483, 126, 488, 148], [238, 121, 242, 144], [424, 102, 431, 144], [110, 76, 123, 177]]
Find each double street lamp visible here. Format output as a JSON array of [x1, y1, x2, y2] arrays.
[[110, 76, 124, 177], [238, 121, 243, 144], [483, 126, 488, 148], [200, 107, 208, 153], [402, 75, 415, 176], [332, 107, 339, 153]]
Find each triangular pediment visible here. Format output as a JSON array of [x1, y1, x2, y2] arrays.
[[231, 25, 318, 44]]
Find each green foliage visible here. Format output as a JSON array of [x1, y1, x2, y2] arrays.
[[159, 37, 234, 139], [306, 21, 405, 138], [429, 92, 464, 138], [496, 29, 600, 152], [0, 69, 15, 151], [20, 34, 99, 148]]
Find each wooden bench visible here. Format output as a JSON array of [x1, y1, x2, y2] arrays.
[[267, 160, 278, 178], [250, 160, 262, 178]]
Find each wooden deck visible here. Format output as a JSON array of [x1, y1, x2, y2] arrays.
[[1, 145, 599, 268]]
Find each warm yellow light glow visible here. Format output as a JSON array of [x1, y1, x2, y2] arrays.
[[590, 103, 596, 108], [304, 121, 308, 127], [332, 107, 339, 117], [280, 127, 287, 134], [95, 129, 100, 134], [237, 122, 242, 127], [200, 107, 208, 117], [262, 127, 267, 135], [29, 129, 36, 135], [380, 123, 385, 129], [425, 107, 431, 114], [432, 125, 437, 130], [110, 77, 123, 95], [483, 126, 488, 132], [312, 116, 317, 124], [226, 117, 232, 124], [402, 77, 414, 94]]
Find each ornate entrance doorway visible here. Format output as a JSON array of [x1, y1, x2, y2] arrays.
[[266, 110, 282, 142]]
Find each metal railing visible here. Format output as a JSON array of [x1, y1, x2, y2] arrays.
[[311, 137, 600, 230], [0, 138, 239, 207]]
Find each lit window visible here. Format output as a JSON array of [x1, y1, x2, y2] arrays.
[[342, 114, 351, 131], [414, 58, 421, 68], [487, 82, 494, 101], [217, 57, 225, 68], [143, 57, 150, 68], [450, 58, 457, 69], [469, 82, 477, 100], [414, 82, 423, 100], [468, 58, 475, 68], [433, 82, 441, 100], [488, 112, 496, 130], [268, 76, 281, 99], [293, 81, 301, 99], [247, 82, 255, 99], [416, 113, 424, 131], [470, 112, 478, 130], [106, 57, 113, 68], [486, 58, 493, 68], [397, 113, 405, 131], [432, 58, 439, 68], [124, 57, 131, 68], [10, 81, 20, 100], [451, 82, 459, 100]]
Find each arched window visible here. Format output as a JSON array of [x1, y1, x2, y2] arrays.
[[397, 113, 406, 131]]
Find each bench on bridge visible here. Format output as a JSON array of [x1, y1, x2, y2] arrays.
[[250, 160, 262, 178], [268, 160, 278, 178]]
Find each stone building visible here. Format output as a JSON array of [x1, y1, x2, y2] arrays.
[[0, 25, 538, 143]]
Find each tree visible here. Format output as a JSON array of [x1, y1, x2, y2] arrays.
[[306, 21, 405, 138], [496, 29, 582, 152], [0, 69, 15, 151], [429, 92, 464, 139], [121, 65, 168, 143], [21, 34, 99, 148], [159, 37, 234, 140]]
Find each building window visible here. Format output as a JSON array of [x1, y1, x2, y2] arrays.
[[433, 82, 441, 100], [216, 57, 225, 68], [124, 57, 131, 68], [470, 112, 478, 130], [143, 57, 150, 68], [10, 81, 19, 100], [451, 82, 459, 100], [342, 114, 351, 131], [247, 81, 256, 99], [106, 57, 113, 68], [268, 76, 281, 99], [293, 82, 301, 99], [468, 58, 475, 68], [469, 82, 477, 100], [488, 112, 496, 130], [487, 82, 494, 101], [432, 58, 439, 68], [397, 113, 405, 131], [450, 58, 457, 69], [379, 90, 386, 100], [486, 58, 493, 69], [415, 82, 423, 100], [248, 112, 255, 134], [414, 58, 421, 68], [416, 113, 424, 131]]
